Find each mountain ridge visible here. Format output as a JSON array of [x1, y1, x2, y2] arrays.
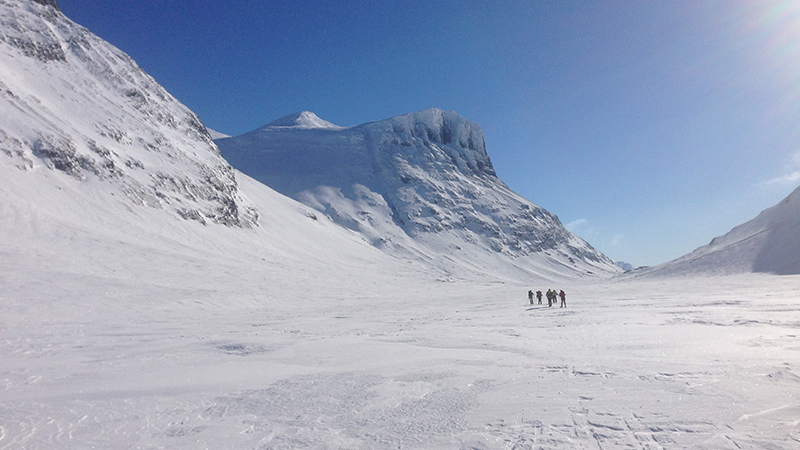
[[32, 0, 59, 10], [263, 111, 344, 130], [632, 184, 800, 277], [218, 108, 620, 280], [0, 0, 257, 228]]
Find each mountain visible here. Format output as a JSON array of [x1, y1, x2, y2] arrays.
[[265, 111, 344, 130], [217, 109, 621, 280], [207, 128, 230, 140], [5, 4, 800, 449], [0, 0, 614, 288], [0, 0, 433, 293], [637, 185, 800, 276], [614, 261, 636, 272], [0, 0, 256, 227]]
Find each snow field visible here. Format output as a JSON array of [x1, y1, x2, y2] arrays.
[[3, 253, 799, 449], [1, 3, 799, 448]]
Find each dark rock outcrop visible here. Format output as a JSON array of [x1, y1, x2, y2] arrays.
[[32, 0, 60, 11]]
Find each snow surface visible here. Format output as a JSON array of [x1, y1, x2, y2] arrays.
[[218, 109, 620, 282], [3, 138, 800, 448], [2, 2, 800, 449], [3, 172, 800, 449], [262, 111, 345, 130]]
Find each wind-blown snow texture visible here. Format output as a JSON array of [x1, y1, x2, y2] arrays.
[[3, 2, 800, 449], [0, 0, 257, 227], [218, 110, 619, 281], [638, 185, 800, 277]]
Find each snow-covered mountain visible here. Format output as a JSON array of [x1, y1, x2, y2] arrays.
[[639, 184, 800, 276], [0, 0, 257, 227], [207, 128, 231, 140], [4, 4, 800, 449], [0, 0, 612, 290], [217, 109, 620, 280], [0, 0, 437, 293], [614, 261, 636, 272]]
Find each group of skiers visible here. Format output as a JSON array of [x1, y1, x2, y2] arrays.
[[528, 289, 566, 308]]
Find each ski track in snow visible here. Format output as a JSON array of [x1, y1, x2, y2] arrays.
[[2, 274, 800, 449]]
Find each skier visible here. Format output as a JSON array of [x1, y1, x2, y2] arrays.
[[559, 290, 566, 308], [528, 290, 534, 305], [546, 289, 553, 307], [536, 290, 543, 305]]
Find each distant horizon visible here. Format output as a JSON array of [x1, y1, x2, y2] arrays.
[[59, 0, 800, 266]]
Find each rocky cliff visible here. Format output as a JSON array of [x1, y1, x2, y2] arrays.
[[0, 0, 257, 227], [218, 109, 620, 279]]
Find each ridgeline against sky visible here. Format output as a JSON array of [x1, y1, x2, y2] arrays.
[[218, 109, 621, 279], [53, 1, 800, 265]]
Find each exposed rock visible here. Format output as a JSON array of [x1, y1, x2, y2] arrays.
[[218, 109, 619, 279], [32, 0, 60, 10], [0, 0, 258, 228]]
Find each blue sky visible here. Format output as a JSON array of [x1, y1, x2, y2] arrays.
[[59, 0, 800, 266]]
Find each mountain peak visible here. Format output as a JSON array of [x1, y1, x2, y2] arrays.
[[263, 111, 342, 130], [218, 109, 620, 279]]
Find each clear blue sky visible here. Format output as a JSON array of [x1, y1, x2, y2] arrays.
[[59, 0, 800, 266]]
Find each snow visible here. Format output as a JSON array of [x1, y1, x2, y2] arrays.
[[207, 127, 230, 140], [264, 111, 345, 130], [218, 109, 621, 282], [3, 183, 800, 448], [2, 1, 800, 449], [637, 185, 800, 277], [0, 0, 256, 228], [614, 261, 635, 272]]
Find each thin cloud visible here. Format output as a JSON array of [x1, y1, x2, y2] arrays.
[[760, 151, 800, 190], [566, 218, 605, 243], [565, 219, 588, 232]]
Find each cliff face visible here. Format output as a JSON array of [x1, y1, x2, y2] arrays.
[[372, 108, 495, 179], [32, 0, 59, 9], [218, 109, 620, 280], [0, 0, 257, 227]]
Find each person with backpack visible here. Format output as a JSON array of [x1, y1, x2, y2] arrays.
[[528, 290, 534, 305], [559, 290, 566, 308], [536, 290, 543, 305]]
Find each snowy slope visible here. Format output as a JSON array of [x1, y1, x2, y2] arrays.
[[638, 184, 800, 276], [3, 3, 800, 449], [207, 127, 230, 140], [217, 109, 620, 281], [0, 0, 441, 378], [0, 0, 257, 227], [0, 0, 432, 289]]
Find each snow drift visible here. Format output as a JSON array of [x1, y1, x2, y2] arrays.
[[217, 109, 620, 280]]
